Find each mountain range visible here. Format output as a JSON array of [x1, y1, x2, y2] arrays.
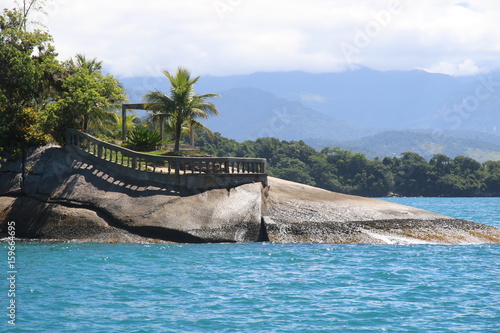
[[120, 69, 499, 162]]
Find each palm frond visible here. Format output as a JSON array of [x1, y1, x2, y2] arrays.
[[188, 119, 215, 139], [70, 53, 103, 73], [142, 66, 220, 151]]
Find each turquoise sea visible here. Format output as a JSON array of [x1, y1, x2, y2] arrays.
[[2, 197, 499, 332]]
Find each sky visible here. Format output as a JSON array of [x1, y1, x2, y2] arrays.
[[5, 0, 500, 77]]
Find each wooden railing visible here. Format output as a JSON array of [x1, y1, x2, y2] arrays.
[[65, 129, 267, 189]]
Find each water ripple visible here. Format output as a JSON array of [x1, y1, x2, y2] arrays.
[[3, 242, 497, 332]]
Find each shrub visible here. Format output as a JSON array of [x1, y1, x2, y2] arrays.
[[126, 127, 163, 151]]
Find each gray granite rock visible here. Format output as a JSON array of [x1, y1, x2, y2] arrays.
[[0, 147, 262, 242], [263, 177, 500, 244], [1, 146, 499, 244]]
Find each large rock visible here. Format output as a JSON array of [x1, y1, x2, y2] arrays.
[[263, 177, 500, 244], [0, 147, 263, 243], [1, 146, 499, 244], [0, 196, 148, 243]]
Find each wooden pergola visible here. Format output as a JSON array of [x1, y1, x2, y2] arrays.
[[121, 103, 145, 141]]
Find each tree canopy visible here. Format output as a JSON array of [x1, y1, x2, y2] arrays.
[[144, 67, 219, 152], [0, 7, 60, 150], [0, 6, 126, 152], [44, 54, 126, 142], [195, 132, 500, 197]]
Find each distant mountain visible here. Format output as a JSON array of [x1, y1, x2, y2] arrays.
[[413, 77, 500, 134], [196, 69, 467, 129], [201, 87, 377, 141], [306, 130, 500, 162], [121, 69, 498, 135], [120, 69, 500, 160]]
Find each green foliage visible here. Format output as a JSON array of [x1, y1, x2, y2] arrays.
[[0, 146, 5, 168], [126, 127, 163, 151], [196, 132, 240, 157], [0, 7, 60, 150], [483, 161, 500, 193], [143, 67, 219, 152], [44, 54, 126, 143], [0, 6, 126, 151], [196, 132, 500, 197]]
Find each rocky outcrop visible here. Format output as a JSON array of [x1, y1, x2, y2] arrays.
[[0, 146, 263, 243], [1, 146, 499, 244], [264, 178, 500, 244]]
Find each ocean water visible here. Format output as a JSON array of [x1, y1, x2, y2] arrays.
[[379, 197, 500, 229], [2, 198, 500, 332]]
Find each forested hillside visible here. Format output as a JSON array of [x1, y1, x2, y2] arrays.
[[121, 71, 500, 162], [196, 133, 500, 197], [306, 130, 500, 163]]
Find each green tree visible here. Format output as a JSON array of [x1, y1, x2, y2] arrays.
[[362, 159, 394, 196], [275, 140, 316, 164], [445, 156, 483, 196], [144, 67, 219, 152], [0, 7, 61, 150], [253, 137, 282, 160], [271, 157, 316, 186], [196, 132, 240, 157], [309, 153, 337, 191], [394, 152, 430, 196], [429, 154, 453, 177], [483, 161, 500, 194], [45, 54, 126, 143], [116, 113, 140, 139], [236, 141, 256, 157], [183, 119, 216, 146], [452, 156, 481, 176]]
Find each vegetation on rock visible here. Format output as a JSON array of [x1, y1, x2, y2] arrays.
[[0, 7, 59, 151], [144, 67, 220, 152], [195, 132, 500, 197], [1, 2, 498, 198], [0, 5, 126, 155], [126, 127, 163, 151]]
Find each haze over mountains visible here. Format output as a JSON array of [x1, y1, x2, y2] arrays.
[[120, 69, 500, 161]]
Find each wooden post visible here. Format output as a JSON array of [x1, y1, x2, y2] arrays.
[[122, 105, 127, 142], [121, 103, 146, 142]]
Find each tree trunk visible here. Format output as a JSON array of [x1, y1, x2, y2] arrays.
[[160, 116, 165, 142], [83, 114, 89, 132], [190, 127, 195, 146], [174, 116, 182, 152]]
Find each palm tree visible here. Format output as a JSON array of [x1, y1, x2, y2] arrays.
[[154, 118, 214, 145], [149, 111, 170, 142], [110, 113, 138, 139], [184, 119, 216, 146], [69, 54, 103, 73], [65, 53, 126, 133], [87, 110, 120, 136], [144, 67, 219, 152]]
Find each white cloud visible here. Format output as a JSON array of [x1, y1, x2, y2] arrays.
[[424, 59, 487, 76], [20, 0, 500, 76]]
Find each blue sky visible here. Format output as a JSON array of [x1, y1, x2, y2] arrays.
[[6, 0, 500, 77]]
